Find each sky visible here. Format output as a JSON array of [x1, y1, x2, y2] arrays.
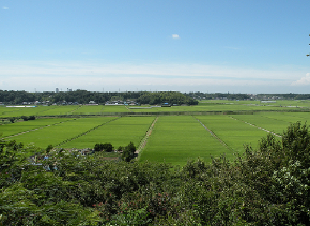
[[1, 0, 310, 94]]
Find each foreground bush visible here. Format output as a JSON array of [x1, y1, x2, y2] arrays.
[[0, 122, 310, 225]]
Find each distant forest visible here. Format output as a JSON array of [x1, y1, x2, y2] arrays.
[[0, 89, 309, 105], [0, 90, 198, 105]]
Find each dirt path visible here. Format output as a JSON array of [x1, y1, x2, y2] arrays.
[[229, 116, 282, 138], [136, 117, 159, 154], [193, 116, 233, 152]]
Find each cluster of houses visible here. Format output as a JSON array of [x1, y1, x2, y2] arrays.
[[21, 101, 53, 105], [249, 95, 283, 100], [29, 147, 122, 166], [105, 100, 139, 105], [28, 150, 115, 170], [14, 100, 140, 106], [193, 95, 284, 101]]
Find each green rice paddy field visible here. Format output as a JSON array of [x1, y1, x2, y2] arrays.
[[1, 101, 310, 165], [2, 99, 310, 117]]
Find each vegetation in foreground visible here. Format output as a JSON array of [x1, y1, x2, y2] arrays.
[[1, 122, 310, 225]]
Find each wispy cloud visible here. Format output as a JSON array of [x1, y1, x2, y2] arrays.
[[291, 73, 310, 86], [172, 34, 180, 40], [0, 60, 305, 91], [0, 75, 291, 93], [2, 6, 9, 10], [0, 61, 299, 80]]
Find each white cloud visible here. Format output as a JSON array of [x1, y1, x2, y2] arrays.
[[0, 60, 304, 91], [0, 75, 288, 91], [172, 34, 180, 40], [2, 6, 9, 9], [291, 73, 310, 86], [0, 61, 297, 80]]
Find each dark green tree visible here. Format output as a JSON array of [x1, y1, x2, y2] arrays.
[[103, 142, 113, 152], [46, 144, 53, 154], [122, 141, 136, 162], [28, 116, 36, 120], [21, 116, 29, 121], [94, 143, 105, 152]]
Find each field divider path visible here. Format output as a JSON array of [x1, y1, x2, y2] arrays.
[[229, 116, 282, 138], [31, 106, 60, 115], [193, 116, 234, 152], [3, 119, 77, 139], [124, 106, 133, 112], [136, 117, 159, 157], [55, 117, 121, 147], [70, 105, 83, 112]]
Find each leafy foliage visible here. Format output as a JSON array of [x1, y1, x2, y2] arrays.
[[137, 91, 199, 105], [20, 116, 36, 121], [0, 89, 198, 105], [122, 141, 137, 162], [94, 143, 105, 152], [1, 122, 310, 225]]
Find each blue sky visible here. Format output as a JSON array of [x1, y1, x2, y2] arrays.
[[1, 0, 310, 93]]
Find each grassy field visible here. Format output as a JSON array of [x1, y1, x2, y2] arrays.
[[71, 105, 130, 113], [1, 102, 310, 165], [61, 116, 155, 149], [129, 103, 286, 112], [199, 99, 310, 108], [0, 106, 45, 117], [4, 117, 117, 148], [0, 105, 79, 117], [139, 116, 227, 165], [0, 118, 76, 137], [230, 113, 310, 135], [196, 115, 268, 153], [1, 100, 309, 118]]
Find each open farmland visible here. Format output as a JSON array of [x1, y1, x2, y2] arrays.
[[70, 105, 130, 114], [61, 116, 155, 149], [4, 117, 117, 148], [0, 105, 79, 117], [2, 100, 310, 118], [258, 111, 310, 125], [1, 102, 310, 165], [129, 103, 288, 112], [0, 106, 47, 117], [199, 100, 310, 108], [0, 118, 76, 137], [230, 113, 310, 135], [39, 105, 86, 116], [138, 116, 227, 165], [195, 115, 269, 154]]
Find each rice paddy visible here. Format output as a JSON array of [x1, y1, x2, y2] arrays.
[[138, 116, 227, 165], [61, 116, 155, 149], [3, 117, 117, 148], [1, 101, 310, 165]]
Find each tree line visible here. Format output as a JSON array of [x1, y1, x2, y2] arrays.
[[1, 121, 310, 225], [0, 90, 198, 105], [3, 89, 310, 105]]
